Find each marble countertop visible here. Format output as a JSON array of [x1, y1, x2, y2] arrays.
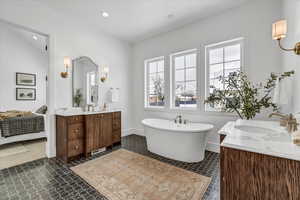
[[56, 108, 122, 116], [219, 120, 300, 161]]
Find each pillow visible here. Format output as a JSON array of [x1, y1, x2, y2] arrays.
[[35, 105, 47, 114]]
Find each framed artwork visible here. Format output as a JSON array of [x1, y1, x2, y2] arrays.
[[16, 88, 36, 101], [16, 73, 36, 86]]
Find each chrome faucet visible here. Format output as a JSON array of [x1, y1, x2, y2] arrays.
[[269, 112, 299, 133], [87, 104, 94, 112], [174, 114, 188, 124], [174, 114, 182, 124]]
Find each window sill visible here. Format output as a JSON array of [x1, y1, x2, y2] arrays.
[[144, 107, 239, 118]]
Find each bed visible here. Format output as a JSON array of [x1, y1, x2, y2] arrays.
[[0, 113, 47, 145]]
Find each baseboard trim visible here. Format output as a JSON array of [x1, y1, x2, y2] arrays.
[[125, 128, 220, 153], [206, 142, 220, 153]]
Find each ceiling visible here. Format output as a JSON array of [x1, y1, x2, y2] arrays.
[[38, 0, 250, 43], [1, 21, 48, 52]]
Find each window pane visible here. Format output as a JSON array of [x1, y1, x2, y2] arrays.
[[225, 44, 240, 62], [186, 54, 196, 67], [145, 58, 165, 107], [157, 61, 164, 72], [175, 82, 185, 95], [185, 81, 196, 96], [149, 62, 157, 73], [175, 56, 184, 69], [175, 69, 184, 82], [186, 68, 196, 81], [224, 61, 240, 77], [209, 64, 223, 79], [209, 48, 223, 64]]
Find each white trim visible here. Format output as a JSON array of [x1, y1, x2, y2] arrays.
[[206, 142, 220, 153]]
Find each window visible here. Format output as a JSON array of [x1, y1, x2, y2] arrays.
[[205, 38, 243, 111], [144, 57, 165, 108], [171, 49, 198, 108]]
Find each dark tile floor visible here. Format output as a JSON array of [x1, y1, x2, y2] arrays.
[[0, 135, 220, 200]]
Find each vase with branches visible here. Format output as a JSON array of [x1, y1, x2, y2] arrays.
[[204, 71, 294, 120]]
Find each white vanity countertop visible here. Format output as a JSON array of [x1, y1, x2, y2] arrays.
[[56, 109, 122, 116], [219, 121, 300, 162]]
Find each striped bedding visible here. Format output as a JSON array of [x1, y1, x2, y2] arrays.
[[0, 114, 44, 137]]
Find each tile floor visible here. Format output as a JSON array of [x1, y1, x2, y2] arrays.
[[0, 135, 220, 200]]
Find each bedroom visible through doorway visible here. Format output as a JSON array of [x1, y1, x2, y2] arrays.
[[0, 20, 49, 169]]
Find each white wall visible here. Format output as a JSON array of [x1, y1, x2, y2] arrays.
[[282, 0, 300, 113], [131, 0, 283, 152], [0, 0, 132, 157], [0, 22, 48, 111]]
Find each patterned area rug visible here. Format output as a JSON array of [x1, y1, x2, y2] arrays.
[[71, 149, 211, 200]]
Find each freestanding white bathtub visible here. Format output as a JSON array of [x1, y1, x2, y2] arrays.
[[142, 118, 214, 163]]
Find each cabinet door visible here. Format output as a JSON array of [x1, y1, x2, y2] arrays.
[[94, 116, 103, 149], [101, 115, 113, 147]]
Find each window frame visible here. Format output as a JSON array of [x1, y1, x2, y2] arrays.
[[170, 49, 199, 110], [205, 38, 244, 112], [144, 56, 165, 109]]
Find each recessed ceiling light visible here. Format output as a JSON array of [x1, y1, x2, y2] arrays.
[[101, 11, 109, 18], [32, 35, 38, 40]]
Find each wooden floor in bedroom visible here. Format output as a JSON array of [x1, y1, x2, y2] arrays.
[[0, 138, 46, 170]]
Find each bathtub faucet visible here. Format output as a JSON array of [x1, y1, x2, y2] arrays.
[[174, 115, 184, 124]]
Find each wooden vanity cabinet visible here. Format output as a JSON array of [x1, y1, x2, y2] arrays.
[[56, 111, 121, 162], [221, 146, 300, 200], [56, 115, 85, 162], [85, 113, 113, 154], [112, 112, 121, 144]]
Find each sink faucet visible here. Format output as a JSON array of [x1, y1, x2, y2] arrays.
[[269, 112, 299, 133], [87, 104, 94, 112]]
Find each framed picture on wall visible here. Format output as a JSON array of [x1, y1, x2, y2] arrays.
[[16, 88, 36, 101], [16, 73, 36, 86]]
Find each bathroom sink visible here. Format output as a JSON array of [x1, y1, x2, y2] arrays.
[[234, 125, 279, 134], [234, 119, 285, 134]]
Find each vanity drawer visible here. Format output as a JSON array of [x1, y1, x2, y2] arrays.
[[68, 140, 83, 157], [95, 113, 112, 119], [113, 112, 121, 119], [67, 115, 83, 124], [68, 123, 84, 140], [112, 130, 121, 143]]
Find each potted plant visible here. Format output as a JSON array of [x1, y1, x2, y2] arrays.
[[74, 89, 83, 107], [205, 71, 294, 120]]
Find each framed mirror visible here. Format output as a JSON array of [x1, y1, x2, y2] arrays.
[[72, 56, 99, 108]]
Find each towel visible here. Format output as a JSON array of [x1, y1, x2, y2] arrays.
[[272, 77, 291, 106]]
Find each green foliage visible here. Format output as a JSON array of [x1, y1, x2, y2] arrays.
[[74, 89, 83, 107], [205, 71, 294, 119]]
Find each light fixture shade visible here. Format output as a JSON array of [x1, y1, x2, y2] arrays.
[[103, 66, 109, 73], [63, 57, 71, 68], [272, 20, 287, 40]]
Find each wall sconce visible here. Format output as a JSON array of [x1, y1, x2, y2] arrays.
[[100, 65, 109, 83], [272, 20, 300, 55], [61, 57, 71, 78]]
